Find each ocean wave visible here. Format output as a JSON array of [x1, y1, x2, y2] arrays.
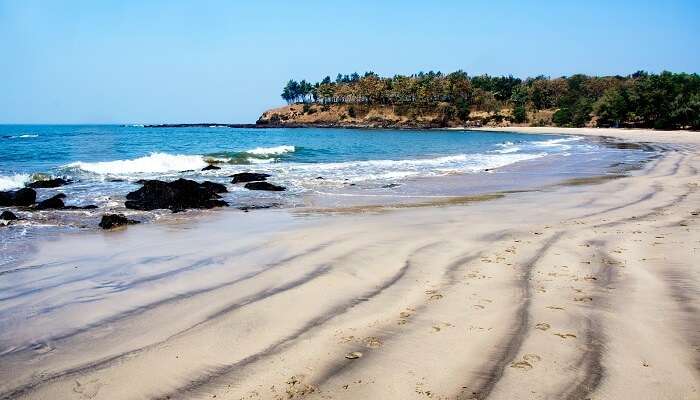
[[65, 153, 207, 175], [531, 137, 582, 150], [2, 134, 38, 139], [493, 141, 521, 154], [246, 145, 296, 155], [492, 137, 584, 154], [269, 152, 547, 183], [0, 173, 30, 191], [204, 145, 297, 165]]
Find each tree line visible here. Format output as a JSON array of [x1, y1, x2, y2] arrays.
[[281, 71, 700, 130]]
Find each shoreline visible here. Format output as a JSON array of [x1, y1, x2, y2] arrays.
[[0, 128, 698, 399], [465, 126, 700, 145], [143, 121, 700, 137]]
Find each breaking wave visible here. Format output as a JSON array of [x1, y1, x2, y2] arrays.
[[0, 174, 31, 191], [493, 136, 584, 155], [65, 153, 208, 175], [205, 145, 297, 164], [268, 152, 548, 183], [246, 145, 296, 155], [2, 134, 38, 139]]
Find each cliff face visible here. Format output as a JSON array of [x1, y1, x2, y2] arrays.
[[256, 103, 507, 129]]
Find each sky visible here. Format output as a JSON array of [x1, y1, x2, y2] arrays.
[[0, 0, 698, 124]]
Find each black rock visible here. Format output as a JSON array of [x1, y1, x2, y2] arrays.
[[201, 164, 221, 171], [36, 193, 66, 210], [99, 214, 140, 230], [0, 188, 36, 207], [230, 172, 271, 184], [0, 211, 18, 221], [237, 203, 280, 212], [200, 181, 228, 193], [125, 178, 228, 212], [27, 178, 72, 189], [243, 182, 286, 191], [63, 205, 99, 210]]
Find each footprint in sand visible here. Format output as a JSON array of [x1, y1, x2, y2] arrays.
[[285, 376, 317, 397], [546, 306, 565, 310], [535, 323, 551, 331], [432, 322, 455, 332], [31, 342, 54, 355], [574, 296, 593, 302], [398, 308, 416, 325], [510, 360, 533, 369], [511, 354, 541, 370], [554, 333, 577, 339], [363, 337, 382, 348], [345, 351, 363, 359], [339, 336, 355, 343], [73, 379, 103, 399]]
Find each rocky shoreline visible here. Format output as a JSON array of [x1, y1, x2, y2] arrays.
[[0, 172, 288, 230]]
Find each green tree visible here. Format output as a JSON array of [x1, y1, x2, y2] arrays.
[[594, 87, 629, 127]]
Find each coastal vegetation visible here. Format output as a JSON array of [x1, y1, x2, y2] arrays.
[[273, 71, 700, 130]]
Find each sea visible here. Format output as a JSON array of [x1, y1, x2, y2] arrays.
[[0, 125, 655, 265]]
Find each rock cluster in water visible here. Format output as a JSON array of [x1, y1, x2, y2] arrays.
[[125, 178, 228, 212], [1, 186, 97, 211], [36, 193, 66, 210], [27, 178, 72, 189], [243, 182, 286, 191], [230, 172, 286, 191], [0, 188, 37, 207], [1, 173, 289, 230], [0, 211, 18, 221], [99, 214, 140, 230], [230, 172, 271, 184]]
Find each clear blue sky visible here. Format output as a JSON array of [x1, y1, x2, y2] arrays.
[[1, 0, 698, 124]]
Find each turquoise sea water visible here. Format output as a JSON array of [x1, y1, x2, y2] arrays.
[[0, 124, 657, 214], [1, 125, 615, 191]]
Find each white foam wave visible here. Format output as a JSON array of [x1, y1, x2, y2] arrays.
[[264, 152, 547, 184], [493, 141, 521, 154], [66, 153, 207, 175], [0, 174, 30, 191], [531, 137, 582, 150], [248, 158, 275, 164], [246, 145, 296, 155]]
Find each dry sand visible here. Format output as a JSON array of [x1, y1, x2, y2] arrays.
[[0, 128, 698, 399]]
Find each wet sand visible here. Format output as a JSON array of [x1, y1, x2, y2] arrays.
[[1, 128, 699, 399]]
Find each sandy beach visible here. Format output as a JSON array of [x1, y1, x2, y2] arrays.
[[1, 128, 698, 400]]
